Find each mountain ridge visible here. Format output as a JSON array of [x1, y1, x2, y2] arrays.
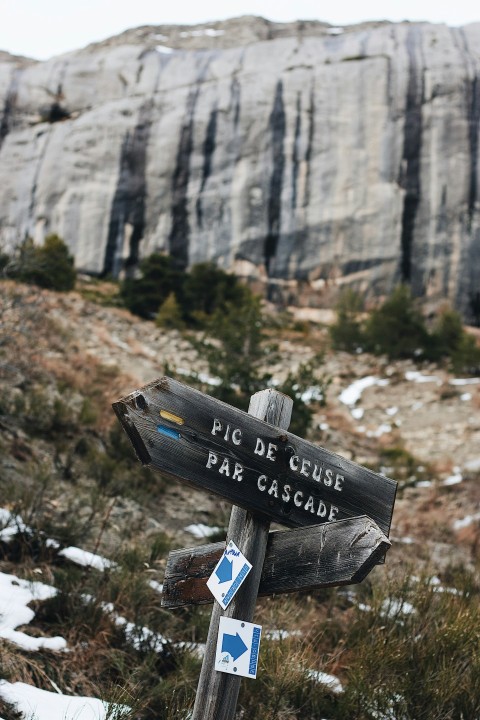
[[0, 18, 479, 319]]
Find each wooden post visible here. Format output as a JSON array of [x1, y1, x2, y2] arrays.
[[191, 389, 293, 720]]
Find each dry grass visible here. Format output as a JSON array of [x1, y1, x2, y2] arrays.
[[1, 279, 480, 718]]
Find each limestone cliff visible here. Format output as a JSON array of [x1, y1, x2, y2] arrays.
[[0, 17, 479, 318]]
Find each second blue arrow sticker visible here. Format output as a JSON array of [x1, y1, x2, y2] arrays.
[[207, 540, 253, 609], [215, 616, 262, 678]]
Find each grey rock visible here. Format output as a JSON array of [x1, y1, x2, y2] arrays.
[[0, 17, 479, 318]]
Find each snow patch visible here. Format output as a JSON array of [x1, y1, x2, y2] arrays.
[[0, 509, 114, 573], [0, 509, 28, 540], [0, 572, 67, 652], [464, 457, 480, 472], [443, 473, 463, 486], [148, 580, 164, 594], [367, 423, 392, 438], [411, 575, 461, 596], [300, 386, 325, 403], [449, 377, 480, 386], [368, 694, 405, 720], [381, 599, 414, 617], [177, 368, 222, 387], [113, 613, 167, 653], [405, 371, 441, 384], [339, 376, 389, 406], [453, 512, 480, 530], [156, 45, 174, 54], [351, 407, 364, 420], [385, 406, 398, 416], [175, 640, 205, 659], [265, 629, 302, 641], [306, 670, 343, 693], [0, 680, 130, 720], [359, 598, 414, 617], [184, 523, 222, 539], [59, 547, 114, 571]]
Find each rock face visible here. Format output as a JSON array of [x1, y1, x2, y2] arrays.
[[0, 17, 479, 318]]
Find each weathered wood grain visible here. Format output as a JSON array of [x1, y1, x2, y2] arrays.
[[162, 517, 390, 608], [112, 377, 397, 535]]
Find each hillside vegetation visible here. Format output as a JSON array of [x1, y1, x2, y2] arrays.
[[0, 254, 479, 718]]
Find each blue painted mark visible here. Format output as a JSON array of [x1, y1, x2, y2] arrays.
[[215, 556, 233, 584], [157, 425, 181, 440], [222, 632, 248, 661]]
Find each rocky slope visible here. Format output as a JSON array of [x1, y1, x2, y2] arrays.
[[1, 17, 480, 319], [1, 279, 480, 720], [1, 280, 479, 575]]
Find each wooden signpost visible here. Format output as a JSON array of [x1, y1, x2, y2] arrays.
[[113, 377, 397, 720]]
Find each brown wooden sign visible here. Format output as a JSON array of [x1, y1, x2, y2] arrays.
[[113, 377, 397, 536], [162, 516, 390, 608]]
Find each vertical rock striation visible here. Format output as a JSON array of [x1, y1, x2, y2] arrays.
[[0, 18, 479, 319]]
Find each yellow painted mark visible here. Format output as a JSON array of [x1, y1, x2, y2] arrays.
[[160, 409, 184, 425]]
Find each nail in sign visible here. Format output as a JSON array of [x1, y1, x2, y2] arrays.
[[215, 616, 262, 679], [207, 540, 252, 609]]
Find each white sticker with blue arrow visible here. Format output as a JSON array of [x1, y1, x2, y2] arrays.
[[215, 616, 262, 679], [207, 540, 253, 609]]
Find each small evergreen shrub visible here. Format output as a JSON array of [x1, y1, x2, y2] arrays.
[[12, 235, 76, 291], [431, 306, 465, 357], [430, 306, 480, 373], [0, 250, 9, 273], [120, 254, 184, 319], [449, 332, 480, 374], [329, 289, 365, 352], [182, 261, 248, 325], [195, 290, 272, 410], [121, 256, 252, 330], [364, 285, 430, 359], [190, 292, 326, 434], [329, 285, 480, 372], [155, 292, 185, 330]]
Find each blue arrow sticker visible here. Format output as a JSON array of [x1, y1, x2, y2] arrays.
[[215, 617, 262, 678], [222, 632, 248, 661], [206, 540, 253, 609], [215, 556, 233, 584]]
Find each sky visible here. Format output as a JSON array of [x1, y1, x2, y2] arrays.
[[1, 0, 479, 60]]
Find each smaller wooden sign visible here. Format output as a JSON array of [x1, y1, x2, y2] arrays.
[[162, 516, 390, 608]]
